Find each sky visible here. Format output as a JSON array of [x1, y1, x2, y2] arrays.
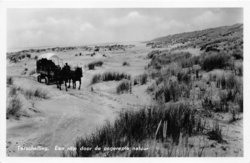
[[7, 8, 243, 51]]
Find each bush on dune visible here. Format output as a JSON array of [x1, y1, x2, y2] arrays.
[[147, 50, 161, 59], [117, 80, 132, 94], [149, 52, 191, 70], [7, 96, 22, 119], [88, 61, 103, 70], [7, 76, 13, 86], [201, 52, 230, 71], [91, 72, 131, 84], [154, 81, 190, 103], [23, 88, 49, 99], [179, 56, 201, 68], [207, 121, 225, 143], [134, 73, 148, 85], [122, 61, 130, 66]]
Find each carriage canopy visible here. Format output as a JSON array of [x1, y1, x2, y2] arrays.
[[38, 53, 63, 67]]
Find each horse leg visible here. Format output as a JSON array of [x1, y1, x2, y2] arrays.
[[65, 80, 68, 91], [74, 80, 76, 89], [68, 79, 71, 88], [78, 79, 81, 90], [58, 81, 61, 90], [59, 80, 62, 90]]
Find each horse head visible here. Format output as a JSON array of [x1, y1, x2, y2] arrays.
[[75, 67, 83, 77]]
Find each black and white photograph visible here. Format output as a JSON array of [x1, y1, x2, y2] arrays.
[[5, 7, 244, 158]]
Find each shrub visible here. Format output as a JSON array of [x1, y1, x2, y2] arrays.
[[122, 61, 130, 66], [134, 73, 148, 85], [7, 96, 22, 118], [149, 52, 191, 69], [34, 89, 49, 99], [117, 80, 132, 94], [26, 54, 31, 58], [7, 77, 13, 86], [235, 93, 243, 112], [91, 72, 131, 84], [34, 56, 38, 60], [232, 50, 243, 60], [216, 73, 242, 100], [160, 62, 181, 77], [91, 74, 102, 84], [225, 73, 238, 90], [147, 50, 161, 59], [207, 121, 225, 143], [88, 61, 103, 70], [154, 81, 190, 103], [177, 69, 191, 84], [201, 52, 230, 71], [179, 56, 200, 68], [88, 64, 95, 70], [23, 88, 49, 99], [9, 87, 18, 97], [69, 102, 204, 157], [102, 72, 131, 82]]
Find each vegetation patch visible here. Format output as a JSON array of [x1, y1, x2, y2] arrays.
[[22, 88, 49, 99], [134, 73, 148, 85], [88, 61, 103, 70], [201, 52, 230, 71], [68, 102, 205, 157], [91, 72, 131, 84], [117, 80, 132, 94], [122, 61, 130, 66], [7, 76, 13, 86], [7, 96, 22, 119]]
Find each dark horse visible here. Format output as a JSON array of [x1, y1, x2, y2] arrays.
[[68, 67, 83, 90], [55, 65, 71, 91]]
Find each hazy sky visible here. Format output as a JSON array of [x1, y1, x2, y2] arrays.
[[7, 8, 243, 50]]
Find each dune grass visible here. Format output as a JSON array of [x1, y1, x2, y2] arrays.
[[67, 102, 205, 157], [88, 61, 103, 70], [201, 52, 230, 71], [116, 80, 132, 94], [22, 88, 49, 99], [91, 72, 131, 84], [122, 61, 130, 66], [207, 121, 225, 143], [134, 73, 148, 85], [7, 76, 13, 86], [7, 96, 22, 119]]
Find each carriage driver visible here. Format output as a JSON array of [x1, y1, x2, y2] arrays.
[[65, 62, 70, 71]]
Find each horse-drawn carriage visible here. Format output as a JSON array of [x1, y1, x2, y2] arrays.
[[36, 53, 82, 91], [36, 53, 62, 85]]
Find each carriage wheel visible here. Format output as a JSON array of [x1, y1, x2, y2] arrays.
[[37, 75, 41, 83], [45, 77, 50, 85]]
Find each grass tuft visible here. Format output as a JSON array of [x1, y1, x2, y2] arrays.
[[91, 72, 131, 84], [88, 61, 103, 70], [7, 76, 13, 86], [116, 80, 132, 94], [7, 96, 22, 119]]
